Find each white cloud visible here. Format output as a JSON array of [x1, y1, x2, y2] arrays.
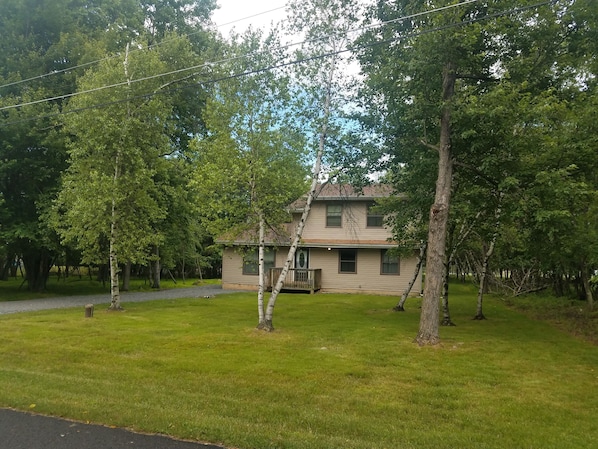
[[211, 0, 289, 37]]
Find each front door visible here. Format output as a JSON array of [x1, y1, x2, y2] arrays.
[[295, 248, 309, 283], [295, 248, 309, 270]]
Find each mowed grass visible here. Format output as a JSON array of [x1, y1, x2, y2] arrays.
[[0, 284, 597, 449]]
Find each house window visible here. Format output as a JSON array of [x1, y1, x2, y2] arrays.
[[326, 204, 342, 227], [367, 203, 384, 227], [243, 248, 276, 275], [339, 249, 357, 273], [381, 249, 400, 275]]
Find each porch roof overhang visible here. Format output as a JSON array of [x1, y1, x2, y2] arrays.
[[299, 239, 396, 249], [217, 238, 397, 249]]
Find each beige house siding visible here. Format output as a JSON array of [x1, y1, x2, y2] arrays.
[[220, 184, 422, 296], [221, 247, 288, 291], [222, 246, 422, 296], [311, 247, 421, 295], [298, 201, 391, 244]]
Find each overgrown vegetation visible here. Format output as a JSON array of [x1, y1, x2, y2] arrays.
[[0, 284, 596, 449], [505, 292, 598, 345]]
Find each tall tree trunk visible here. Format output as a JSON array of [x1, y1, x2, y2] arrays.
[[257, 212, 266, 327], [415, 62, 456, 346], [108, 204, 121, 310], [474, 192, 503, 320], [441, 256, 455, 326], [580, 261, 595, 312], [394, 242, 426, 311], [0, 257, 7, 281], [21, 249, 52, 292], [122, 261, 131, 292], [108, 145, 122, 310], [262, 157, 323, 332], [107, 44, 132, 311], [151, 246, 161, 289], [474, 242, 492, 320]]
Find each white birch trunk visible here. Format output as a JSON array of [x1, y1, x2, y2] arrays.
[[107, 43, 130, 311], [261, 78, 332, 331], [394, 242, 426, 311], [441, 211, 481, 326], [262, 152, 324, 331], [108, 151, 122, 310], [257, 212, 266, 326]]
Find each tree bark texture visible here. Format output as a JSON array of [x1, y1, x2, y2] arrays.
[[108, 150, 122, 311], [580, 262, 595, 312], [21, 249, 52, 292], [151, 246, 161, 289], [441, 257, 455, 326], [257, 212, 266, 328], [474, 193, 503, 320], [109, 213, 121, 310], [415, 62, 456, 346], [394, 242, 426, 311]]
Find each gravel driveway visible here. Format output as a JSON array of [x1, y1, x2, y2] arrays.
[[0, 285, 233, 315]]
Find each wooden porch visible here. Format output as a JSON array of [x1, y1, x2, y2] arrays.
[[269, 268, 322, 294]]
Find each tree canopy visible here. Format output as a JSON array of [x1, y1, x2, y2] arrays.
[[0, 0, 596, 339]]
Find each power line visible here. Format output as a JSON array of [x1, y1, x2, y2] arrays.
[[215, 5, 287, 30], [0, 5, 289, 92], [0, 0, 557, 128], [0, 0, 484, 113]]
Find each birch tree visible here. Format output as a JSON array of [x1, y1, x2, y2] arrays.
[[191, 28, 308, 325], [56, 39, 194, 309], [258, 0, 364, 331]]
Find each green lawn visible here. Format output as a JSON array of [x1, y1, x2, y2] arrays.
[[0, 274, 220, 301], [0, 284, 596, 449]]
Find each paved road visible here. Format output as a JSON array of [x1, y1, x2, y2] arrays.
[[0, 285, 237, 448], [0, 285, 232, 315], [0, 408, 228, 449]]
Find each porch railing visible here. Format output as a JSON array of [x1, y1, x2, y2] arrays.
[[269, 268, 322, 294]]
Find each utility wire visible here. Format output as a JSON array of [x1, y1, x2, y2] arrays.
[[0, 0, 484, 112], [0, 0, 556, 128], [0, 5, 288, 91], [0, 0, 480, 96]]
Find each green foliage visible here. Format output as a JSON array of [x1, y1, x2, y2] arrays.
[[55, 36, 207, 265], [0, 89, 66, 289], [0, 1, 196, 290], [192, 28, 309, 239], [359, 0, 598, 301]]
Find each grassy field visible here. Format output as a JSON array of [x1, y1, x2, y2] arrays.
[[0, 282, 597, 449]]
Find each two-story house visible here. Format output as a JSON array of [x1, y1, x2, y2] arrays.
[[220, 183, 422, 296]]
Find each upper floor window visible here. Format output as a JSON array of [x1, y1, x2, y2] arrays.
[[243, 248, 276, 275], [339, 249, 357, 273], [367, 202, 384, 227], [381, 249, 400, 275], [326, 204, 342, 227]]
